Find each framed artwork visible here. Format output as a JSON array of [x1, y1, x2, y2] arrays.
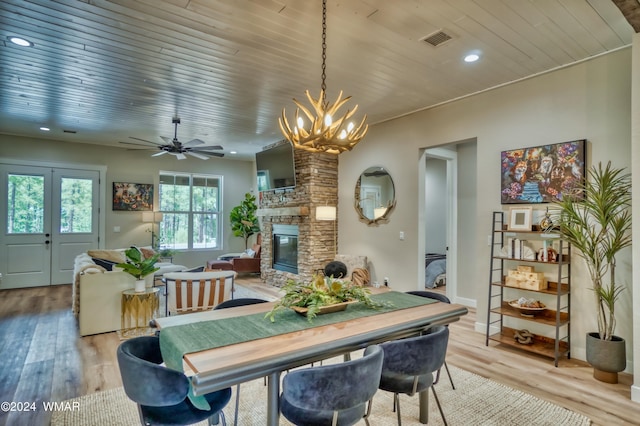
[[507, 206, 532, 231], [501, 139, 586, 204], [112, 182, 153, 211]]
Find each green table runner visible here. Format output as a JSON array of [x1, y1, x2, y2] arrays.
[[159, 291, 435, 409]]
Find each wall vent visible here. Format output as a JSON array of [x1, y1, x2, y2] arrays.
[[421, 30, 453, 47]]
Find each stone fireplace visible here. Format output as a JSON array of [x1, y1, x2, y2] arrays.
[[257, 147, 338, 288]]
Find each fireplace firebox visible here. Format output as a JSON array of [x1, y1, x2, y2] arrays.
[[272, 224, 298, 274]]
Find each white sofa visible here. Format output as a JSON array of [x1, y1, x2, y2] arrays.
[[72, 249, 186, 336]]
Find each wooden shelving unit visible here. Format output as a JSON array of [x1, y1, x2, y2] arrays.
[[485, 211, 571, 366]]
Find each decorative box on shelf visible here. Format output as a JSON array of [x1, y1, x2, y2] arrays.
[[505, 265, 547, 290]]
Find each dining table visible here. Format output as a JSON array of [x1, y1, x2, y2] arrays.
[[154, 290, 468, 425]]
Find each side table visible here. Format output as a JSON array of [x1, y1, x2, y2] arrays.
[[121, 287, 160, 338]]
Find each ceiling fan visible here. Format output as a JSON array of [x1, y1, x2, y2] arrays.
[[120, 118, 224, 160]]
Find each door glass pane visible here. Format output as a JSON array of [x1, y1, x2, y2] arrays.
[[60, 177, 93, 233], [7, 174, 44, 234]]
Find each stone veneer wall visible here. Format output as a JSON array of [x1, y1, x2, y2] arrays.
[[258, 146, 338, 288]]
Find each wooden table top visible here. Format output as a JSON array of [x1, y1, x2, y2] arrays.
[[155, 296, 468, 392]]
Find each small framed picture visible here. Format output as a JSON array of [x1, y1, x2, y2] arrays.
[[508, 206, 532, 231]]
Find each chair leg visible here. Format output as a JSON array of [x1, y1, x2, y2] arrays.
[[208, 410, 226, 426], [431, 386, 447, 426], [394, 393, 402, 426], [443, 361, 455, 390], [363, 399, 374, 426]]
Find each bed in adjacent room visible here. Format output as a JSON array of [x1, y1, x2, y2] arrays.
[[425, 253, 447, 289]]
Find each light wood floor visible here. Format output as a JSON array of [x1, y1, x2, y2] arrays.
[[0, 280, 637, 425]]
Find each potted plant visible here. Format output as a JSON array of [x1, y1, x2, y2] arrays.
[[116, 247, 161, 292], [548, 161, 631, 383], [230, 192, 260, 249], [266, 274, 389, 322]]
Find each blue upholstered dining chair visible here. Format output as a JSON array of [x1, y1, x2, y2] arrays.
[[117, 335, 231, 426], [366, 325, 449, 426], [406, 290, 456, 389], [280, 344, 384, 426], [213, 297, 269, 426]]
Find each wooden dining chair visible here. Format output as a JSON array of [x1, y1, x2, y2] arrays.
[[164, 271, 236, 316]]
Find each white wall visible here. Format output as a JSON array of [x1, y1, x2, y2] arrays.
[[0, 135, 256, 269], [338, 48, 633, 370]]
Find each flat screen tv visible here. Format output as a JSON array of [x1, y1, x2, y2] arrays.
[[256, 142, 296, 191]]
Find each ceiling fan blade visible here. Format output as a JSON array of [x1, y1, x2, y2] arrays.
[[120, 141, 156, 148], [193, 145, 224, 152], [187, 151, 210, 160], [175, 153, 187, 160], [160, 136, 178, 145], [183, 138, 205, 147], [151, 151, 169, 157], [129, 136, 163, 146]]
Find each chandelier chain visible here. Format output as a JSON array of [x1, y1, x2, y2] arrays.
[[321, 0, 327, 92]]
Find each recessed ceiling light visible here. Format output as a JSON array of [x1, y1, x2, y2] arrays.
[[39, 127, 50, 131], [464, 53, 480, 63], [230, 151, 237, 155], [7, 36, 34, 47]]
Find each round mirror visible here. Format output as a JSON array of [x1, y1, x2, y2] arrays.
[[354, 166, 396, 225]]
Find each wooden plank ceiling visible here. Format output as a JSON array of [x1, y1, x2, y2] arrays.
[[0, 0, 634, 160]]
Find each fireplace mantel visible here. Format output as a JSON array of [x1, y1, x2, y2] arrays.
[[257, 207, 309, 217]]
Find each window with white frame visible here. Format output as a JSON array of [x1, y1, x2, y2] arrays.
[[158, 172, 222, 250]]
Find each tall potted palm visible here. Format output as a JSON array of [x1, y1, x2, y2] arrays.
[[548, 161, 631, 383], [230, 192, 260, 249]]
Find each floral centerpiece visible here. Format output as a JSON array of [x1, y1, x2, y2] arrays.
[[266, 274, 388, 322]]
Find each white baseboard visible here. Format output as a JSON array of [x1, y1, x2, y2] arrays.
[[632, 384, 640, 402], [452, 296, 476, 308]]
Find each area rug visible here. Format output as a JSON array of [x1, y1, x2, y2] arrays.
[[51, 365, 590, 425]]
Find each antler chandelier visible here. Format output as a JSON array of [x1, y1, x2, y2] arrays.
[[279, 0, 368, 154]]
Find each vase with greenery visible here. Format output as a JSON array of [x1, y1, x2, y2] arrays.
[[116, 247, 161, 292], [548, 161, 631, 381], [266, 274, 389, 322], [230, 192, 260, 249]]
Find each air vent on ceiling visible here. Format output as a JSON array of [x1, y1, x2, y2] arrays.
[[421, 30, 453, 47]]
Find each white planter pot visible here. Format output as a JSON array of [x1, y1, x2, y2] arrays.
[[134, 279, 146, 293]]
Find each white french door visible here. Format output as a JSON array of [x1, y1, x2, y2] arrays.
[[0, 164, 100, 288]]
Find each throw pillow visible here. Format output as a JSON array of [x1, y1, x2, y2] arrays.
[[140, 247, 156, 259], [91, 257, 118, 271], [87, 249, 125, 263]]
